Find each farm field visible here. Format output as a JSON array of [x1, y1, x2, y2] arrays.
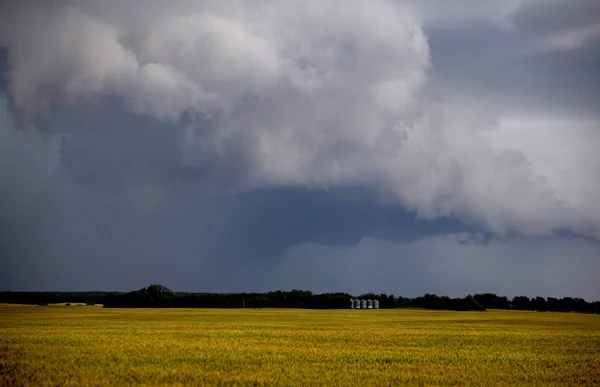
[[1, 304, 598, 386]]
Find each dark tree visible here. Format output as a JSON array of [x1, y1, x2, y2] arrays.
[[512, 296, 534, 310]]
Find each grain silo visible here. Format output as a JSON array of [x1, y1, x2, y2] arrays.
[[367, 299, 373, 309], [354, 299, 361, 309], [373, 300, 380, 309], [360, 299, 367, 309], [350, 299, 355, 309]]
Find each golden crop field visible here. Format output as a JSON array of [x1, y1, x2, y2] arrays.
[[1, 304, 598, 386]]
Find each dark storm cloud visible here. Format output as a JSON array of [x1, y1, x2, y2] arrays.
[[0, 180, 467, 291], [208, 188, 466, 267], [1, 1, 599, 296], [2, 0, 599, 237], [42, 96, 251, 209], [424, 0, 600, 116], [514, 0, 600, 36]]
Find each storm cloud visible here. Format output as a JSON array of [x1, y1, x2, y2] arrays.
[[1, 1, 599, 297]]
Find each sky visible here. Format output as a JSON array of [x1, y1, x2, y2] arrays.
[[1, 0, 599, 299]]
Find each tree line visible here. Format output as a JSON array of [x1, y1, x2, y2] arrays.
[[1, 286, 599, 313], [472, 293, 600, 313]]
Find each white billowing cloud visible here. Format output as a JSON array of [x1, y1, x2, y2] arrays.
[[1, 1, 599, 239], [0, 5, 207, 120], [485, 118, 600, 238]]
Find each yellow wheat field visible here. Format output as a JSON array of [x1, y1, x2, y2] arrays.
[[1, 304, 598, 386]]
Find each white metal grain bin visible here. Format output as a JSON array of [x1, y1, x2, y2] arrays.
[[367, 299, 373, 309], [360, 299, 367, 309], [354, 299, 361, 309], [373, 300, 380, 309], [350, 299, 355, 308]]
